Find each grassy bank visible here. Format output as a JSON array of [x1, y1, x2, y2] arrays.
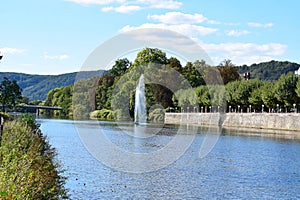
[[0, 114, 68, 199]]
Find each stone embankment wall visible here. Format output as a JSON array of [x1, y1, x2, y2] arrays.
[[165, 113, 300, 131]]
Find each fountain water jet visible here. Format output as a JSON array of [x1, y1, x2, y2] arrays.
[[134, 74, 147, 124]]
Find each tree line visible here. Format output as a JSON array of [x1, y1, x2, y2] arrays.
[[43, 48, 300, 121]]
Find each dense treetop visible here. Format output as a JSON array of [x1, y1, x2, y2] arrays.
[[238, 60, 300, 80], [32, 48, 300, 120]]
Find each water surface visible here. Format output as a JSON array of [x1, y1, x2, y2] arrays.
[[39, 119, 300, 200]]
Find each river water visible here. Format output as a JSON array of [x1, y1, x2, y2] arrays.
[[38, 119, 300, 200]]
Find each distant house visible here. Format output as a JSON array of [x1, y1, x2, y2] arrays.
[[295, 68, 300, 76]]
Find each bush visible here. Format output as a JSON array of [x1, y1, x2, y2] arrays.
[[0, 121, 68, 199], [18, 113, 40, 132], [148, 108, 165, 123], [113, 109, 131, 121], [90, 109, 114, 120]]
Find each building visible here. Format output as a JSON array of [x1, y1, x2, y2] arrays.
[[295, 68, 300, 76]]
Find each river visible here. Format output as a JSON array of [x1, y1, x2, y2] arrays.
[[38, 119, 300, 200]]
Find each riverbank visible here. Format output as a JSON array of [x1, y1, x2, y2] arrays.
[[0, 115, 68, 199], [165, 113, 300, 131]]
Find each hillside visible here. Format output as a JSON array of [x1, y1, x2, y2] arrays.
[[0, 70, 106, 101], [238, 60, 300, 80]]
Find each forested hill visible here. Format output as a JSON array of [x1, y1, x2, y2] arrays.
[[0, 70, 106, 101], [238, 60, 300, 80]]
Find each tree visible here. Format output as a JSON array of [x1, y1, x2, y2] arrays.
[[218, 59, 241, 84], [96, 74, 115, 110], [261, 81, 278, 111], [249, 84, 265, 111], [0, 77, 22, 112], [233, 79, 262, 110], [182, 62, 205, 87], [225, 80, 240, 107], [195, 85, 210, 107], [132, 47, 168, 68], [109, 58, 131, 77], [296, 78, 300, 98], [167, 57, 183, 72], [274, 73, 298, 107]]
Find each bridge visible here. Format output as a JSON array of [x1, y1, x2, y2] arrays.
[[19, 105, 63, 116]]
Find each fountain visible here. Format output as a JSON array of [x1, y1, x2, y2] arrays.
[[134, 74, 147, 124]]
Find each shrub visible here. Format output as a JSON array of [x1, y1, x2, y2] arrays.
[[148, 108, 165, 123], [90, 109, 114, 120], [18, 113, 40, 132], [0, 121, 68, 199]]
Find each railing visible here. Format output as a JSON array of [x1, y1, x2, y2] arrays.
[[168, 104, 299, 114]]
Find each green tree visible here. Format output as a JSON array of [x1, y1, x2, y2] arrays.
[[225, 80, 240, 107], [182, 62, 205, 87], [218, 59, 241, 84], [296, 78, 300, 98], [233, 79, 262, 110], [109, 58, 131, 77], [249, 83, 265, 111], [274, 73, 299, 107], [132, 48, 168, 68], [194, 85, 210, 107], [0, 77, 22, 112], [44, 86, 73, 117], [261, 81, 278, 111], [96, 74, 115, 110], [167, 57, 183, 72]]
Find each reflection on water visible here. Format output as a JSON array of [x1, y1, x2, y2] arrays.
[[39, 119, 300, 200]]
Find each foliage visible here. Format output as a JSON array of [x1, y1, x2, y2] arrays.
[[182, 62, 205, 87], [109, 58, 131, 77], [96, 74, 115, 110], [18, 113, 40, 132], [274, 73, 299, 107], [0, 120, 68, 199], [261, 81, 278, 109], [218, 59, 241, 84], [225, 80, 240, 107], [0, 112, 10, 120], [296, 78, 300, 98], [238, 60, 300, 80], [174, 88, 198, 108], [167, 57, 183, 72], [248, 85, 265, 110], [72, 77, 99, 119], [44, 86, 73, 117], [90, 109, 114, 120], [0, 77, 22, 112], [195, 86, 210, 107], [0, 70, 105, 101], [148, 108, 165, 123], [41, 48, 300, 118], [132, 48, 168, 68]]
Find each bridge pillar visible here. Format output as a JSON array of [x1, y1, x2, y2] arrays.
[[36, 108, 39, 117]]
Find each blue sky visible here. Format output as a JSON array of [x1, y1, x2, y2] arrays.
[[1, 0, 300, 74]]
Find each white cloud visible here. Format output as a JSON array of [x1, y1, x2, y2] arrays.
[[120, 23, 217, 36], [0, 47, 25, 54], [102, 5, 141, 13], [207, 20, 221, 25], [202, 42, 287, 65], [65, 0, 123, 5], [148, 12, 206, 25], [44, 53, 70, 60], [248, 22, 274, 28], [144, 0, 182, 9], [224, 22, 240, 26], [66, 0, 182, 11], [226, 30, 250, 37]]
